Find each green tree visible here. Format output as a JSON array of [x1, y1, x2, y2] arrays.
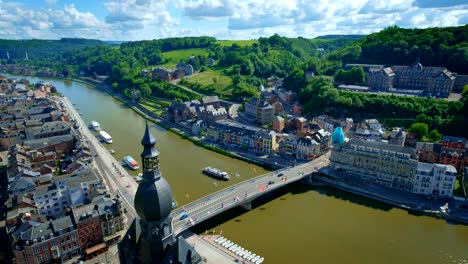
[[416, 114, 433, 125], [139, 83, 152, 97], [409, 122, 429, 139], [428, 129, 442, 142]]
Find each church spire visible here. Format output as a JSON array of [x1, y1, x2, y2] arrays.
[[140, 121, 160, 177]]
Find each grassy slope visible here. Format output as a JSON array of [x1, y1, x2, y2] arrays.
[[183, 69, 234, 97], [139, 97, 173, 116], [160, 48, 209, 68], [215, 40, 258, 47]]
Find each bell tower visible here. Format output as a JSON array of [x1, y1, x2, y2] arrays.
[[133, 121, 175, 263]]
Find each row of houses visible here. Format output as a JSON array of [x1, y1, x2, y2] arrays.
[[0, 76, 127, 264], [9, 190, 126, 264], [206, 120, 332, 160]]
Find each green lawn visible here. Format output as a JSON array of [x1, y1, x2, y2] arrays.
[[182, 69, 234, 97], [139, 97, 172, 116], [160, 48, 209, 68], [215, 40, 258, 47]]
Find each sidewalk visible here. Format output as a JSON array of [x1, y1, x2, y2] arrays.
[[313, 169, 468, 224]]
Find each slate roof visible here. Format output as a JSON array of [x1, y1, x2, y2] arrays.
[[9, 177, 36, 195], [201, 96, 220, 105], [347, 138, 417, 158], [23, 134, 74, 150]]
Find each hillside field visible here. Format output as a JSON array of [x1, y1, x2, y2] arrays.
[[160, 48, 209, 68]]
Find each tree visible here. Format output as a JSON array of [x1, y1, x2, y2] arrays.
[[416, 114, 433, 125], [428, 129, 442, 142], [409, 122, 429, 139], [139, 83, 152, 97]]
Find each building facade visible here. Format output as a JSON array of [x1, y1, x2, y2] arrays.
[[331, 138, 418, 192], [413, 162, 457, 197]]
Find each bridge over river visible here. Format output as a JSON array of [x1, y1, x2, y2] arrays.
[[170, 154, 330, 235]]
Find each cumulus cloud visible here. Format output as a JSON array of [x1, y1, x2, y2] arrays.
[[0, 1, 106, 39], [180, 0, 235, 19], [105, 0, 174, 26], [0, 0, 467, 40], [358, 0, 414, 14]]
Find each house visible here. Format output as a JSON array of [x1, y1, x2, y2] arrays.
[[201, 96, 220, 108], [272, 116, 285, 133], [176, 63, 194, 76], [387, 128, 406, 146], [296, 136, 319, 160], [278, 134, 298, 158], [10, 215, 80, 264], [413, 163, 457, 197], [364, 119, 382, 131], [245, 98, 274, 125], [166, 102, 195, 123]]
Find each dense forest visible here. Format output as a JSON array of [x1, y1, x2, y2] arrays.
[[0, 38, 104, 62], [357, 25, 468, 74]]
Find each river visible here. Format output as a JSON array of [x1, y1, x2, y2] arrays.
[[3, 73, 468, 264]]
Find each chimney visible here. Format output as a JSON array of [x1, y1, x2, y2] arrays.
[[24, 212, 31, 221]]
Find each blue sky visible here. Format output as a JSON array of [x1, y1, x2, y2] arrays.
[[0, 0, 467, 40]]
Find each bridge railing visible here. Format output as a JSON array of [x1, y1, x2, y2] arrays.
[[170, 164, 299, 217], [172, 162, 315, 234]]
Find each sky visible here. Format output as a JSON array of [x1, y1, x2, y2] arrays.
[[0, 0, 467, 41]]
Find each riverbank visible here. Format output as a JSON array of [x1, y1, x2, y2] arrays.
[[75, 77, 284, 170], [307, 170, 468, 225]]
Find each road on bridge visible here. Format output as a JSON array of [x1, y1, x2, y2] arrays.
[[171, 154, 330, 235]]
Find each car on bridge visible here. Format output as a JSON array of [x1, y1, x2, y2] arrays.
[[179, 213, 189, 220], [277, 173, 284, 178], [268, 180, 275, 185]]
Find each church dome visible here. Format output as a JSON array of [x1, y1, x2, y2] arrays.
[[332, 127, 345, 145], [134, 173, 173, 222]]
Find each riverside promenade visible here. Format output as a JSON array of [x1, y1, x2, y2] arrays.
[[311, 168, 468, 224], [62, 96, 138, 221]]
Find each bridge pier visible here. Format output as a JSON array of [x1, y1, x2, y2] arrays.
[[240, 201, 252, 211]]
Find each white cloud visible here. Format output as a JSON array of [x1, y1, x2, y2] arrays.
[[0, 0, 467, 40], [0, 1, 107, 39]]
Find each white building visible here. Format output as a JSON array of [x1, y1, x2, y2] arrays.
[[413, 162, 457, 197], [34, 172, 101, 218], [296, 136, 320, 160], [34, 184, 71, 218]]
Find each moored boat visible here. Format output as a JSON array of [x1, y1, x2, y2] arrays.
[[99, 131, 112, 143], [123, 155, 139, 170], [202, 167, 230, 180], [89, 121, 101, 131]]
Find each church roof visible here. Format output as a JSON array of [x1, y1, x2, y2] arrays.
[[135, 120, 173, 222]]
